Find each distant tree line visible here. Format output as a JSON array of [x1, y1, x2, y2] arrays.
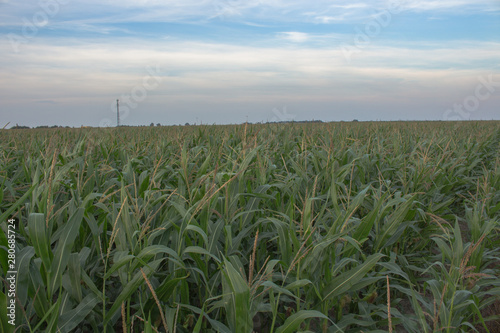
[[10, 125, 70, 129], [265, 120, 323, 124], [11, 124, 31, 129], [8, 119, 338, 130]]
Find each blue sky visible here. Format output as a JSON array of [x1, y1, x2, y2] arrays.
[[1, 0, 499, 127]]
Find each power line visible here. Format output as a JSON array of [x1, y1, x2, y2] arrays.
[[116, 99, 120, 127]]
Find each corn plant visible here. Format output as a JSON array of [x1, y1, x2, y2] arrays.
[[0, 121, 499, 332]]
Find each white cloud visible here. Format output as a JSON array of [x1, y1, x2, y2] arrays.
[[2, 0, 497, 30], [1, 38, 498, 103], [398, 0, 499, 11], [278, 32, 310, 43]]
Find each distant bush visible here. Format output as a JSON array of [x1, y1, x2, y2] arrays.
[[11, 124, 30, 129]]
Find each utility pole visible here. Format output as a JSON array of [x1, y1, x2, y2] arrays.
[[116, 99, 120, 127]]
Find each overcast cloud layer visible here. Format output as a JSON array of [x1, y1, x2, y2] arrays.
[[1, 0, 499, 127]]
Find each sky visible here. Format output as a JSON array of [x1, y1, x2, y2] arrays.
[[0, 0, 499, 127]]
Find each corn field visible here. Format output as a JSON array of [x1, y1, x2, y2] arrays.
[[1, 121, 499, 333]]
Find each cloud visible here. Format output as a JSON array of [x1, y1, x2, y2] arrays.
[[1, 38, 498, 104], [1, 0, 497, 32], [2, 37, 499, 73], [398, 0, 500, 12], [278, 32, 310, 43]]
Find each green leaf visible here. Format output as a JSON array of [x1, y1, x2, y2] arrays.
[[104, 258, 163, 325], [275, 310, 330, 333], [184, 225, 209, 247], [16, 246, 36, 305], [104, 254, 135, 280], [144, 313, 154, 333], [322, 253, 385, 302], [374, 196, 415, 252], [81, 271, 101, 298], [49, 208, 84, 296], [352, 192, 388, 244], [155, 275, 188, 302], [192, 306, 204, 333], [67, 253, 83, 302], [31, 290, 63, 333], [0, 184, 36, 223], [131, 244, 183, 272], [285, 279, 313, 291], [221, 257, 252, 332], [180, 304, 232, 333], [182, 246, 220, 263], [28, 213, 52, 273], [57, 294, 99, 333]]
